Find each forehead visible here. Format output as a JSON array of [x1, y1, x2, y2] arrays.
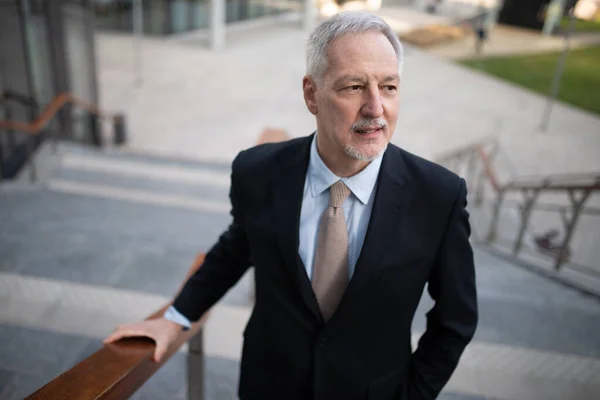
[[325, 31, 398, 78]]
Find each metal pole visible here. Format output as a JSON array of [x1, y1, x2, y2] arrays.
[[554, 189, 590, 270], [113, 113, 127, 145], [133, 0, 143, 87], [513, 189, 540, 255], [543, 0, 566, 36], [187, 330, 205, 400], [27, 135, 37, 183], [486, 188, 505, 242], [540, 6, 577, 132]]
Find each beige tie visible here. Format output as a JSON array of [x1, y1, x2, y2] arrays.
[[312, 180, 351, 321]]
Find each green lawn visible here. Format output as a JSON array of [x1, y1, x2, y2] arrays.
[[560, 16, 600, 33], [459, 45, 600, 115]]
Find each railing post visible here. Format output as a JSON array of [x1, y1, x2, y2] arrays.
[[27, 135, 37, 182], [474, 167, 487, 207], [0, 105, 10, 180], [0, 144, 4, 181], [88, 111, 103, 147], [187, 329, 205, 400], [113, 114, 127, 145], [513, 188, 541, 255], [554, 189, 591, 270], [466, 151, 478, 193], [486, 188, 505, 242], [1, 105, 16, 149], [51, 118, 59, 155]]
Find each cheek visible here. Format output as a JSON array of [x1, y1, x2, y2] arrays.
[[384, 100, 399, 129], [330, 99, 359, 124], [384, 96, 400, 113]]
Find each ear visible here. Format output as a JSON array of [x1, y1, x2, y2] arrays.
[[303, 76, 318, 115]]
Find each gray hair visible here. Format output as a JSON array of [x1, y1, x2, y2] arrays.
[[306, 11, 404, 84]]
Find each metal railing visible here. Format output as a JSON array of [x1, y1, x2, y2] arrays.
[[436, 137, 600, 281], [0, 92, 127, 182]]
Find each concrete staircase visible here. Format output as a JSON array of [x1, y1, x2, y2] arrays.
[[0, 142, 252, 400], [1, 142, 600, 400]]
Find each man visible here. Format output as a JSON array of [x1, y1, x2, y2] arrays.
[[105, 11, 478, 400]]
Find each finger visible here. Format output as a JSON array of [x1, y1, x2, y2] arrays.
[[154, 342, 168, 363], [103, 330, 127, 344], [104, 328, 152, 344]]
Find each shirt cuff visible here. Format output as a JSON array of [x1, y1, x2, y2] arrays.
[[163, 305, 192, 331]]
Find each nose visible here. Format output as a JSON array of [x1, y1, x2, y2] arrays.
[[361, 86, 384, 118]]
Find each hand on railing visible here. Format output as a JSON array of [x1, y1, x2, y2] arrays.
[[103, 317, 182, 363]]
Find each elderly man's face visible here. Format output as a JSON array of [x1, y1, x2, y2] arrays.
[[304, 31, 400, 164]]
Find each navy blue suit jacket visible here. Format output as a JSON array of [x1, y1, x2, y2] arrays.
[[173, 134, 478, 400]]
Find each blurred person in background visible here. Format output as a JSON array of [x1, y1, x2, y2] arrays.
[[105, 11, 478, 400]]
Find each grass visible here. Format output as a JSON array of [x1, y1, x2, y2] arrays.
[[459, 45, 600, 115], [560, 15, 600, 33]]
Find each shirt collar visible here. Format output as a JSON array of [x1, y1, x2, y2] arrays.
[[308, 134, 384, 205]]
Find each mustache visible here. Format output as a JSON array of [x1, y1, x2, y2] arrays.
[[351, 118, 387, 131]]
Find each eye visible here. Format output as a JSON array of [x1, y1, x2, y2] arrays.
[[345, 85, 362, 91], [383, 85, 397, 92]]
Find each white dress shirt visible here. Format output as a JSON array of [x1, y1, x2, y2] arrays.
[[299, 135, 383, 279], [165, 135, 384, 328]]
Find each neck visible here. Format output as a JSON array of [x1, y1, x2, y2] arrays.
[[316, 135, 370, 178]]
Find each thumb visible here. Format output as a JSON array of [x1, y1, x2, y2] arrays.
[[154, 341, 169, 363]]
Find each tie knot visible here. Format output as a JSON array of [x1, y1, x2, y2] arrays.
[[329, 181, 351, 208]]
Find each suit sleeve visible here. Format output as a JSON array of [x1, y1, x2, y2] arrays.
[[172, 151, 252, 322], [407, 178, 478, 400]]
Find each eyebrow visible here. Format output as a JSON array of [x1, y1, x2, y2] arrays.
[[334, 75, 365, 86], [334, 74, 400, 86], [381, 75, 400, 83]]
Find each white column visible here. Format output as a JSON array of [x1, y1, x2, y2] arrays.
[[210, 0, 226, 51], [304, 0, 316, 33], [133, 0, 143, 87], [414, 0, 427, 11]]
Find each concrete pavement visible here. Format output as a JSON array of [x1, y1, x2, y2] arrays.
[[95, 12, 600, 176]]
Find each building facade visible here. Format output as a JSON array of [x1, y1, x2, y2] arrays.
[[0, 0, 99, 179], [93, 0, 304, 35]]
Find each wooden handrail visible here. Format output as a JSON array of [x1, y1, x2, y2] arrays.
[[25, 253, 208, 400], [22, 127, 291, 397], [435, 136, 498, 163], [437, 138, 600, 194], [475, 144, 502, 192], [0, 92, 113, 136], [505, 182, 600, 192], [437, 138, 600, 278], [510, 172, 600, 183]]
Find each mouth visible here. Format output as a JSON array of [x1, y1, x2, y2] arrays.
[[353, 127, 383, 136]]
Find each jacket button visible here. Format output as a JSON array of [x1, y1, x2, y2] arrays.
[[319, 337, 327, 347]]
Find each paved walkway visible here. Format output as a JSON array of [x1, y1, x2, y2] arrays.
[[95, 10, 600, 177]]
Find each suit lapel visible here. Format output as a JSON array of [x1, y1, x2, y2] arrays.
[[272, 134, 323, 323], [341, 147, 413, 302]]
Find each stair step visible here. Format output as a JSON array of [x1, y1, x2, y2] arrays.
[[59, 152, 231, 189], [46, 179, 230, 214], [59, 142, 232, 173], [54, 166, 230, 205]]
